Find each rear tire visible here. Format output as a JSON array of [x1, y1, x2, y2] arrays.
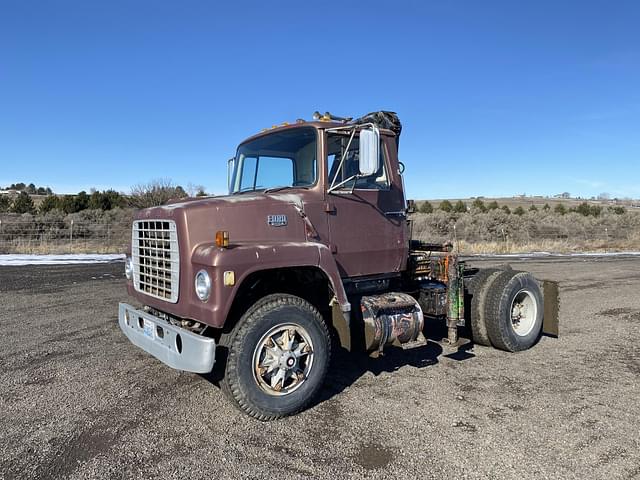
[[467, 268, 502, 346], [221, 294, 331, 421], [484, 271, 543, 352]]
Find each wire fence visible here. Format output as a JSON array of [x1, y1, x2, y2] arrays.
[[0, 212, 638, 254], [0, 219, 131, 254], [410, 211, 640, 253]]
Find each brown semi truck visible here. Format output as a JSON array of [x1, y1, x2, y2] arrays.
[[119, 111, 559, 420]]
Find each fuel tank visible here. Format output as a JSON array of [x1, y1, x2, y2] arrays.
[[361, 292, 424, 355]]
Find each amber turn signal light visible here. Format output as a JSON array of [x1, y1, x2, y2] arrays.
[[216, 230, 229, 248]]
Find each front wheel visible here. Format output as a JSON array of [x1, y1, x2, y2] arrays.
[[221, 294, 331, 420]]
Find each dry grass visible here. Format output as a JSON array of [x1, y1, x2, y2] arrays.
[[410, 209, 640, 254], [0, 240, 125, 255], [454, 238, 640, 255]]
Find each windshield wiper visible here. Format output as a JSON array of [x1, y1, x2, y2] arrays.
[[263, 185, 309, 194], [232, 188, 260, 195]]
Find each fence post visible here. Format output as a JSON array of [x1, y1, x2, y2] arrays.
[[605, 227, 608, 253], [70, 220, 74, 248], [453, 223, 458, 253]]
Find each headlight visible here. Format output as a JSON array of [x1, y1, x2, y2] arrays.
[[195, 270, 211, 302], [125, 257, 133, 280]]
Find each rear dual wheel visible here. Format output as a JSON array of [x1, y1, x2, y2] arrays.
[[467, 268, 503, 346], [484, 271, 543, 352], [469, 268, 543, 352]]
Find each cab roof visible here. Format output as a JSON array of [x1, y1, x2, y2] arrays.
[[239, 120, 396, 146]]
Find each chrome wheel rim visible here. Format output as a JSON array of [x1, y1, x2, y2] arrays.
[[510, 289, 537, 337], [252, 323, 314, 396]]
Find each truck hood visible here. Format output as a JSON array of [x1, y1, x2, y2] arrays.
[[133, 192, 308, 247]]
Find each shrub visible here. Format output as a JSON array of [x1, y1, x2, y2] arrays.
[[575, 202, 602, 217], [439, 200, 453, 212], [419, 201, 433, 214], [453, 200, 467, 213], [501, 205, 511, 214], [487, 201, 499, 210], [513, 206, 525, 216], [471, 199, 487, 213], [543, 203, 551, 211], [610, 206, 626, 215], [529, 204, 538, 212], [554, 203, 567, 215]]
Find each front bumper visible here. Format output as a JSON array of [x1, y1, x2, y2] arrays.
[[118, 303, 216, 373]]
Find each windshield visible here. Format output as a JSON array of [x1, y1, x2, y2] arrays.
[[230, 127, 317, 194]]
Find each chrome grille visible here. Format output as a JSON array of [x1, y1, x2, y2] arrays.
[[132, 220, 179, 303]]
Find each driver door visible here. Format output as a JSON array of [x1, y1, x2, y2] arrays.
[[326, 134, 407, 278]]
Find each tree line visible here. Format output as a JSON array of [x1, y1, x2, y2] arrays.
[[0, 179, 210, 215], [417, 199, 626, 217], [2, 182, 53, 195], [0, 190, 127, 215]]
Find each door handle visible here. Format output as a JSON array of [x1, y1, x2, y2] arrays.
[[384, 211, 406, 217]]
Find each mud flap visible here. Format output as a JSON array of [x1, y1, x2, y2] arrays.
[[542, 280, 560, 337], [331, 301, 352, 351]]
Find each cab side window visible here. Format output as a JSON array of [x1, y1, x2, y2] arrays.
[[327, 133, 389, 190]]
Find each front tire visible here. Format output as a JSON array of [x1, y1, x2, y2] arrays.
[[221, 294, 331, 420]]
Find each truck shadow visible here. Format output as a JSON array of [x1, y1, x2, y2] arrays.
[[313, 322, 477, 407], [314, 339, 444, 406], [202, 324, 477, 410]]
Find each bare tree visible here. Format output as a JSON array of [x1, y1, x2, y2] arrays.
[[129, 179, 188, 208], [186, 182, 207, 197]]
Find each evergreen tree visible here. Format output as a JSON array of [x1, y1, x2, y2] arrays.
[[0, 195, 10, 212], [39, 195, 61, 213], [74, 191, 89, 211], [419, 201, 433, 214], [11, 192, 36, 214]]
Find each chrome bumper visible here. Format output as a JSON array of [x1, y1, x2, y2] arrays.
[[118, 303, 216, 373]]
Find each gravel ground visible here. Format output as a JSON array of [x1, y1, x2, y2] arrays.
[[1, 257, 639, 479]]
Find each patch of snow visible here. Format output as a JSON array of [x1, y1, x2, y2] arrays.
[[0, 254, 125, 266], [468, 251, 640, 259]]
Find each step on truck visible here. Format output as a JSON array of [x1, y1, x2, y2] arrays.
[[119, 111, 559, 420]]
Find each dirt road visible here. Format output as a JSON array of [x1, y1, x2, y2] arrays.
[[1, 257, 639, 479]]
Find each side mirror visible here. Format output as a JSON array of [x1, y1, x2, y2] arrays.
[[358, 127, 379, 176], [227, 157, 235, 192]]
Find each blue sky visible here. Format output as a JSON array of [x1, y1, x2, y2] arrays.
[[1, 0, 639, 199]]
